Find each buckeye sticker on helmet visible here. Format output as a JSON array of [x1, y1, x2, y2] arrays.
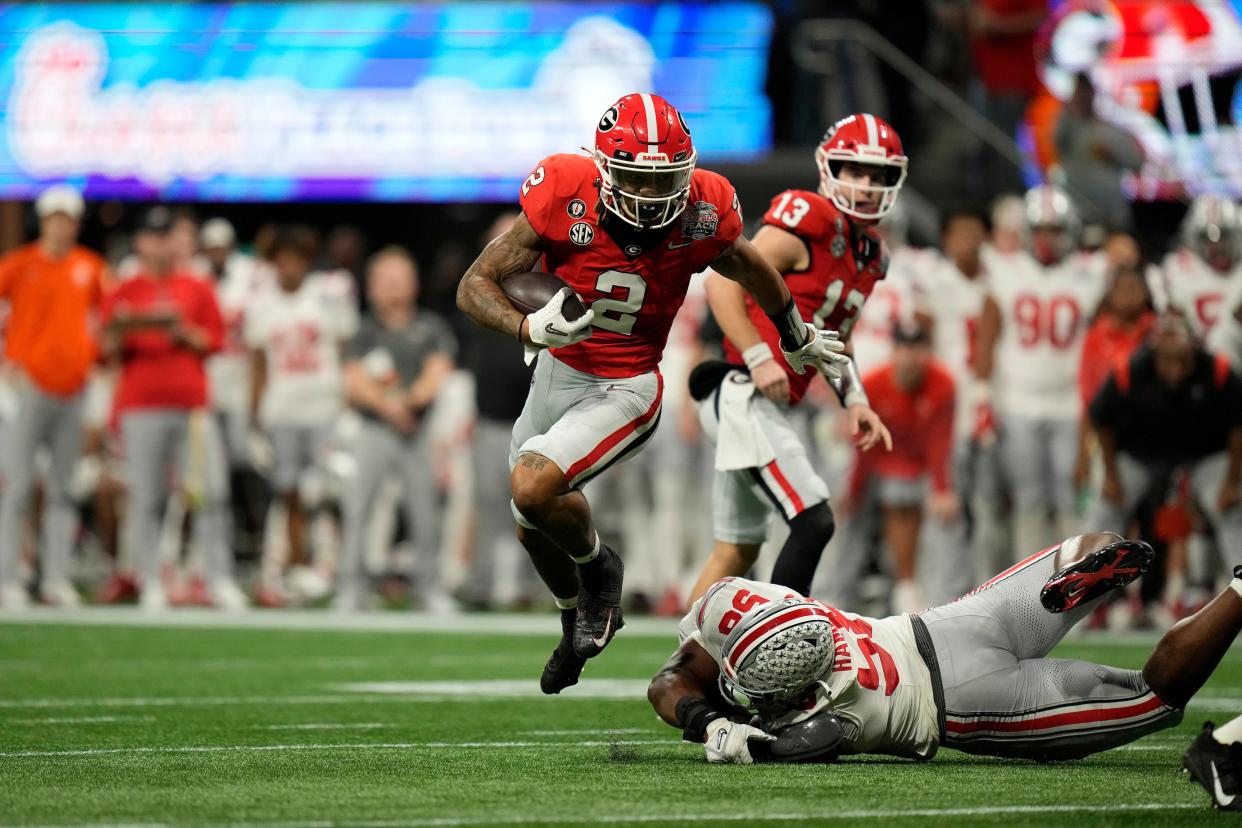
[[569, 222, 595, 246]]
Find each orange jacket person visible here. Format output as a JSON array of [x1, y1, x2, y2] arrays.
[[0, 185, 109, 609]]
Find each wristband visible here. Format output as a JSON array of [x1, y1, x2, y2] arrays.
[[741, 342, 775, 371], [675, 697, 723, 744], [767, 298, 806, 352], [828, 357, 869, 408], [516, 316, 527, 343]]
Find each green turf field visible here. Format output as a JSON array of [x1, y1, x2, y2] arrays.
[[0, 611, 1237, 827]]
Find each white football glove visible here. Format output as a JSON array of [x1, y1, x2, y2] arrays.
[[524, 288, 595, 365], [703, 718, 776, 765], [781, 323, 849, 381]]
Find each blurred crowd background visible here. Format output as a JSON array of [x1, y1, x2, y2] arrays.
[[0, 0, 1240, 631]]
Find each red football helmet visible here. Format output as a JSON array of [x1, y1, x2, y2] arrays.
[[815, 113, 908, 221], [593, 93, 696, 229]]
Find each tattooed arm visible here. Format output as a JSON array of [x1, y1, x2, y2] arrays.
[[456, 213, 545, 344]]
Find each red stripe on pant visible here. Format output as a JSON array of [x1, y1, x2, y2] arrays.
[[765, 460, 805, 515], [970, 543, 1060, 594], [564, 374, 663, 486], [946, 694, 1166, 736]]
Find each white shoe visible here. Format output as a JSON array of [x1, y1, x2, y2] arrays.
[[0, 584, 30, 610], [39, 581, 81, 608], [140, 583, 168, 612], [209, 579, 249, 611], [892, 580, 924, 616], [421, 590, 459, 616]]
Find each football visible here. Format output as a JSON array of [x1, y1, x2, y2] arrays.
[[500, 271, 587, 320]]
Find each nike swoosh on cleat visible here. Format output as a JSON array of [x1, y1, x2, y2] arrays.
[[591, 610, 614, 649], [1214, 762, 1237, 806]]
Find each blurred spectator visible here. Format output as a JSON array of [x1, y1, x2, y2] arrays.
[[170, 208, 207, 275], [986, 193, 1027, 263], [319, 225, 368, 288], [1054, 74, 1144, 231], [967, 0, 1048, 196], [246, 226, 358, 606], [336, 246, 456, 611], [0, 185, 109, 609], [837, 322, 958, 614], [1085, 316, 1242, 603], [975, 187, 1108, 559], [99, 207, 241, 611], [1154, 195, 1242, 339], [1076, 263, 1156, 421], [458, 214, 539, 610]]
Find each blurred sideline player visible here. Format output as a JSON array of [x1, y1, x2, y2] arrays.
[[974, 186, 1107, 560], [247, 226, 358, 606], [1155, 195, 1242, 339], [100, 207, 240, 610], [650, 533, 1242, 765], [337, 246, 456, 611], [0, 185, 109, 608], [456, 92, 848, 693], [835, 322, 958, 614], [686, 113, 899, 606], [913, 210, 993, 583]]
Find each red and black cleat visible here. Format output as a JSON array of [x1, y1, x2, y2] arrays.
[[1039, 539, 1154, 614]]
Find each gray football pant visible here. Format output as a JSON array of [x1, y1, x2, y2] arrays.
[[1001, 414, 1081, 561], [121, 410, 232, 585], [0, 381, 84, 589], [338, 418, 437, 594], [1084, 451, 1242, 563], [920, 542, 1180, 761]]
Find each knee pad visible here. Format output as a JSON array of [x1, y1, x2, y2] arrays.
[[510, 499, 537, 530], [789, 502, 835, 547]]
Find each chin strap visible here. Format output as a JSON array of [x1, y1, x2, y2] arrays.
[[827, 355, 869, 408]]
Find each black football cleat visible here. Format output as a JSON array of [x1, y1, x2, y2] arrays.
[[573, 545, 625, 659], [541, 609, 586, 695], [1039, 539, 1154, 613], [1184, 722, 1242, 811]]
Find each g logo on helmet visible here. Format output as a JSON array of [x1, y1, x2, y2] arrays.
[[598, 107, 619, 133]]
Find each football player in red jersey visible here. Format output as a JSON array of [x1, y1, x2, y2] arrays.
[[686, 113, 901, 605], [456, 93, 848, 694]]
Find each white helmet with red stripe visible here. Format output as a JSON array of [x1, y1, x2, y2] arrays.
[[593, 92, 696, 230], [718, 599, 835, 712], [1182, 194, 1242, 273], [1024, 185, 1081, 265], [815, 113, 908, 222]]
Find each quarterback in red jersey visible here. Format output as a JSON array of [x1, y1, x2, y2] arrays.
[[687, 113, 901, 604], [456, 93, 848, 694]]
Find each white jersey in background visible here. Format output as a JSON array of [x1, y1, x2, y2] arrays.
[[850, 245, 926, 373], [1155, 249, 1242, 338], [207, 253, 274, 415], [245, 270, 359, 428], [988, 251, 1108, 419], [916, 254, 990, 438], [679, 577, 940, 760]]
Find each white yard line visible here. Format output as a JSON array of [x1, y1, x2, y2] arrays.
[[334, 679, 651, 699], [0, 607, 679, 637], [518, 728, 649, 736], [0, 739, 684, 759], [258, 723, 391, 731], [8, 715, 156, 725]]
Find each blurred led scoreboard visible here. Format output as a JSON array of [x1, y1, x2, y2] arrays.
[[1038, 0, 1242, 199], [0, 2, 771, 202]]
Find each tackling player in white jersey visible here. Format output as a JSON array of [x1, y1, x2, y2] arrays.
[[650, 533, 1242, 765], [974, 186, 1108, 560], [1155, 194, 1242, 339], [246, 226, 358, 603]]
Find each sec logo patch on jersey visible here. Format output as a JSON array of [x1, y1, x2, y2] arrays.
[[569, 222, 595, 246]]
